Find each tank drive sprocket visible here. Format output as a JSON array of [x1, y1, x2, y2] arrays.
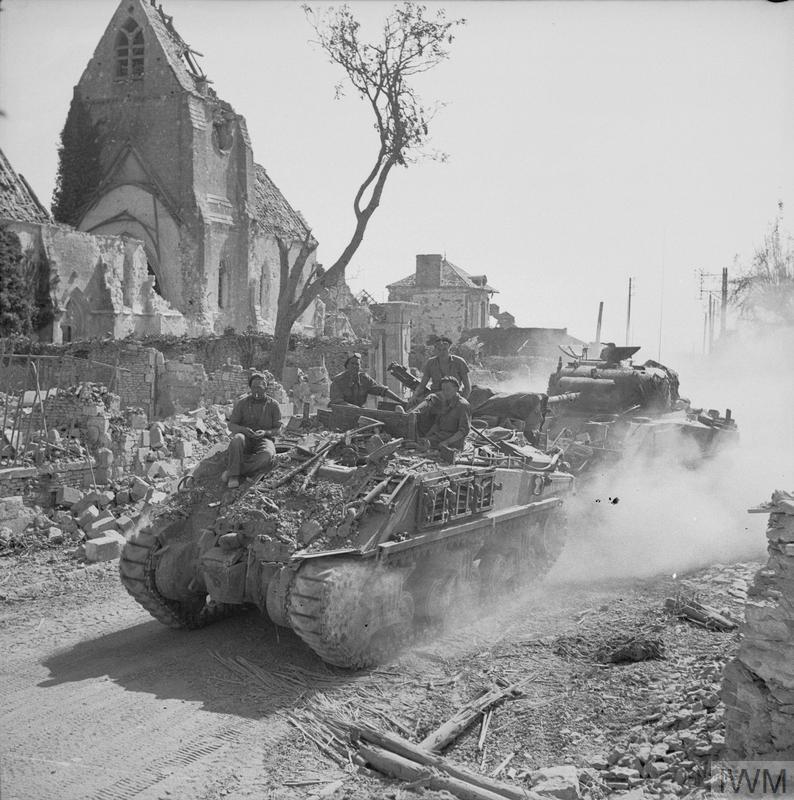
[[119, 524, 237, 629]]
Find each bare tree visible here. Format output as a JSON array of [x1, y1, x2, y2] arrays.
[[731, 203, 794, 327], [268, 2, 464, 379]]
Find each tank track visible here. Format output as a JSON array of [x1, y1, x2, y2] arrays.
[[119, 524, 236, 630], [288, 557, 414, 669], [286, 507, 568, 668]]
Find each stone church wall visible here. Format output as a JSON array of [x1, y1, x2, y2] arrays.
[[722, 489, 794, 759]]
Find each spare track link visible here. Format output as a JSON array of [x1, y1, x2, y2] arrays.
[[288, 557, 413, 669], [119, 524, 235, 630]]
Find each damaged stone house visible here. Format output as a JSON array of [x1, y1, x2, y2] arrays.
[[2, 0, 322, 342], [386, 254, 496, 345]]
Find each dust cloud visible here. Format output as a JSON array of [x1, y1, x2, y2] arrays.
[[546, 325, 794, 584]]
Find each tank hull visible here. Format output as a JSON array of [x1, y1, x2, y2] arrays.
[[120, 454, 573, 668]]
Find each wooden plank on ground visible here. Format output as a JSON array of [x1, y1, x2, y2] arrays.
[[345, 720, 536, 800], [419, 679, 530, 754]]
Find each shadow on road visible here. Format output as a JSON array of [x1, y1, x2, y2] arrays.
[[39, 608, 360, 719]]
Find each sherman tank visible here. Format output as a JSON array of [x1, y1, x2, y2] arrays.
[[545, 345, 738, 474], [119, 408, 574, 668]]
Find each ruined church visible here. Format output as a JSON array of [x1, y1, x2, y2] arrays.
[[1, 0, 319, 342]]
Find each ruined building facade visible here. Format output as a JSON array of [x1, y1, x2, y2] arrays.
[[51, 0, 318, 339], [387, 254, 496, 345], [1, 145, 186, 342]]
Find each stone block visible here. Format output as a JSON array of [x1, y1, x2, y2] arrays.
[[606, 767, 640, 783], [149, 424, 164, 449], [148, 490, 169, 505], [47, 526, 64, 544], [2, 498, 32, 527], [96, 448, 114, 468], [71, 494, 100, 517], [85, 532, 126, 562], [76, 506, 100, 529], [644, 761, 669, 779], [530, 766, 581, 800], [131, 414, 148, 430], [55, 486, 84, 508], [86, 510, 116, 530], [139, 430, 151, 447], [116, 515, 135, 533], [115, 490, 131, 506], [173, 440, 193, 459], [0, 495, 25, 515], [118, 433, 137, 454], [130, 477, 152, 502], [93, 490, 114, 508]]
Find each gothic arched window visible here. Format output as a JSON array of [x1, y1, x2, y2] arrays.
[[115, 18, 144, 79]]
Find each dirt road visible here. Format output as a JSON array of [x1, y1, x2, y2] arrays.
[[0, 548, 756, 800]]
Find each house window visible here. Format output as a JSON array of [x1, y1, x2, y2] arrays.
[[115, 18, 144, 79], [218, 260, 227, 309]]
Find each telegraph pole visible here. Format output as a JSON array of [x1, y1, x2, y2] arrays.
[[625, 278, 634, 346], [595, 301, 604, 346], [708, 294, 715, 354], [720, 267, 728, 338], [697, 268, 725, 352]]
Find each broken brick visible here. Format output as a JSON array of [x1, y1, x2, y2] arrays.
[[55, 486, 84, 508], [85, 532, 126, 562]]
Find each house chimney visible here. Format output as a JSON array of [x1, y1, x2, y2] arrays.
[[416, 254, 442, 288]]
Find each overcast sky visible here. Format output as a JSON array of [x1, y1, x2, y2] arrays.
[[1, 0, 792, 358]]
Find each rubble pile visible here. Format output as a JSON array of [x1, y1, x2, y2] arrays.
[[722, 489, 794, 759], [584, 662, 725, 796], [0, 477, 170, 562], [114, 404, 231, 476], [218, 479, 352, 555]]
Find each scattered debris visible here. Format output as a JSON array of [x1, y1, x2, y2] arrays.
[[664, 596, 738, 631], [419, 679, 532, 754]]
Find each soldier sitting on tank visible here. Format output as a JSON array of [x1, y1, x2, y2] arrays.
[[413, 336, 471, 403], [424, 376, 472, 455], [329, 352, 405, 408], [222, 372, 282, 489]]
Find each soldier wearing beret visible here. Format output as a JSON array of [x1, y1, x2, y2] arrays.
[[330, 353, 404, 408]]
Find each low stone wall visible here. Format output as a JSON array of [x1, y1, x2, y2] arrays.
[[0, 461, 97, 506], [4, 334, 366, 419], [722, 489, 794, 759]]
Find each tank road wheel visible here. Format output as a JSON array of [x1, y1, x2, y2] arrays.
[[478, 549, 521, 602], [119, 525, 236, 630], [288, 558, 414, 669]]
